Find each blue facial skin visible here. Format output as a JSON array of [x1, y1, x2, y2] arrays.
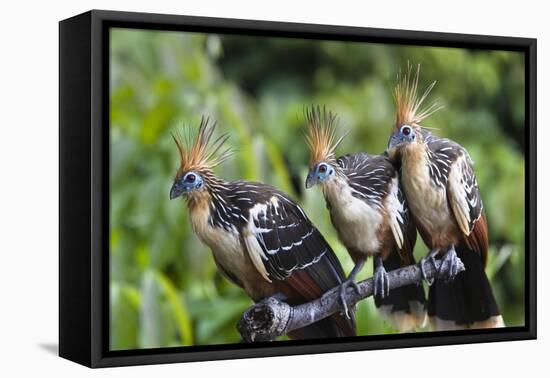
[[169, 171, 204, 200], [387, 124, 416, 151], [305, 162, 335, 188]]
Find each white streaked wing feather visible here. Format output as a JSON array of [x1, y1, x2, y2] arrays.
[[385, 177, 405, 249], [447, 155, 472, 236], [243, 232, 272, 283]]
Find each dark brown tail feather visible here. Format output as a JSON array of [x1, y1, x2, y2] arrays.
[[427, 247, 503, 330]]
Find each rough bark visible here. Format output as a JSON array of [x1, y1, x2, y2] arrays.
[[237, 258, 465, 342]]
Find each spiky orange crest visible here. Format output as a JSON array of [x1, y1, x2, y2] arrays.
[[172, 116, 232, 177], [393, 64, 441, 130], [305, 106, 347, 167]]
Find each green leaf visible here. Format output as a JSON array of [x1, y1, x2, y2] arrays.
[[155, 271, 194, 346]]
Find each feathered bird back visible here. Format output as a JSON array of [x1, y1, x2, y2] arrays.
[[172, 116, 233, 176], [305, 106, 347, 166], [393, 64, 441, 130]]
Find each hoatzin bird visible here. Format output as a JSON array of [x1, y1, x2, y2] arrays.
[[304, 107, 426, 331], [386, 65, 504, 330], [169, 117, 356, 340]]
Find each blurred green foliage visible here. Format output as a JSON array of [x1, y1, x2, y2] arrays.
[[109, 28, 525, 350]]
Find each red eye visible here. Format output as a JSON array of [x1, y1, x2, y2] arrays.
[[318, 164, 327, 173], [401, 125, 412, 136], [186, 173, 196, 183]]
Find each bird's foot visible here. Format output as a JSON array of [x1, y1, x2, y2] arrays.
[[420, 249, 439, 286], [373, 265, 390, 299], [438, 247, 461, 283], [339, 278, 360, 319], [338, 260, 365, 319]]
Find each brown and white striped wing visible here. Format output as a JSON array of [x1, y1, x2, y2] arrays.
[[447, 152, 483, 236], [243, 192, 345, 286], [422, 130, 488, 262], [447, 151, 489, 266], [226, 182, 355, 337], [446, 149, 489, 263], [423, 129, 484, 234], [337, 153, 393, 210]]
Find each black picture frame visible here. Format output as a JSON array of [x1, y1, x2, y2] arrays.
[[59, 9, 537, 368]]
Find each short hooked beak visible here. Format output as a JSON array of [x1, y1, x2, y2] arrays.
[[386, 132, 399, 151], [386, 132, 402, 155], [305, 172, 317, 189], [169, 181, 185, 200]]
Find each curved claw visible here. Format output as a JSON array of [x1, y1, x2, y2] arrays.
[[337, 260, 364, 319], [420, 249, 439, 286], [439, 247, 461, 283], [339, 286, 349, 319], [338, 279, 359, 319], [373, 266, 390, 299]]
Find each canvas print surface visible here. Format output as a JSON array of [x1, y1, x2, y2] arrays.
[[109, 27, 525, 350]]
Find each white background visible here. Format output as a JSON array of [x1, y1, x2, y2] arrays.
[[0, 0, 545, 376]]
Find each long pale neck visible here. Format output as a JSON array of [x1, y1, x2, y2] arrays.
[[322, 175, 352, 207], [400, 143, 430, 189], [186, 190, 212, 214]]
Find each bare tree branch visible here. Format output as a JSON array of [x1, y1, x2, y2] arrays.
[[237, 258, 465, 342]]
